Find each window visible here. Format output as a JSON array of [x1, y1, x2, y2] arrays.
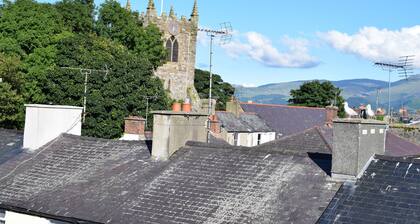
[[166, 36, 179, 62], [257, 134, 262, 145]]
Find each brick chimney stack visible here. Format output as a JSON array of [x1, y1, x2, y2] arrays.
[[325, 106, 338, 126], [121, 116, 146, 141]]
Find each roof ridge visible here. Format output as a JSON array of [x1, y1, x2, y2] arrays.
[[240, 103, 326, 110], [375, 154, 420, 164], [314, 126, 333, 151]]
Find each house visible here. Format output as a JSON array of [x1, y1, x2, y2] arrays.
[[237, 102, 337, 138], [211, 111, 276, 147], [1, 104, 420, 223], [0, 109, 340, 223]]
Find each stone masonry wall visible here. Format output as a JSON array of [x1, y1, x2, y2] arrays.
[[143, 13, 198, 100]]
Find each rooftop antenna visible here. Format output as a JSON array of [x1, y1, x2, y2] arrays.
[[142, 95, 159, 130], [375, 88, 382, 111], [59, 66, 110, 123], [198, 22, 233, 115], [374, 55, 415, 123]]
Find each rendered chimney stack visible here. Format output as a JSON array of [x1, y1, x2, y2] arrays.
[[151, 111, 208, 160], [23, 104, 83, 150], [121, 116, 146, 141], [325, 106, 338, 126], [332, 119, 387, 181]]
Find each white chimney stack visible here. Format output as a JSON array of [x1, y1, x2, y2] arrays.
[[23, 104, 83, 150]]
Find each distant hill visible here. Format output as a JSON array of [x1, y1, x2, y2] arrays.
[[235, 75, 420, 112]]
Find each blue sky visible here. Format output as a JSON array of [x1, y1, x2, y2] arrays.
[[46, 0, 420, 86]]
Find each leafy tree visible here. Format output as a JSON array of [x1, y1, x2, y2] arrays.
[[0, 0, 170, 137], [45, 34, 170, 138], [0, 82, 24, 129], [289, 80, 345, 117], [96, 0, 166, 68], [0, 53, 25, 128], [194, 69, 235, 110], [55, 0, 95, 33]]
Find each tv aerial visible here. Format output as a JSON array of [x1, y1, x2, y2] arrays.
[[60, 65, 110, 123], [198, 22, 233, 114], [374, 55, 416, 121]]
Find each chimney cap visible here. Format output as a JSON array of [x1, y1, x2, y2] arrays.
[[151, 110, 208, 116], [25, 104, 83, 110], [333, 118, 386, 125], [125, 116, 145, 121]]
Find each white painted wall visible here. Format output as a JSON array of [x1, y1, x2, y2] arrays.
[[120, 133, 145, 141], [5, 211, 55, 224], [222, 129, 276, 147], [23, 104, 83, 151]]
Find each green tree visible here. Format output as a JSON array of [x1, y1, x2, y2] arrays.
[[55, 0, 95, 33], [0, 83, 24, 129], [96, 0, 166, 68], [0, 53, 25, 128], [289, 80, 345, 117], [45, 34, 170, 138], [194, 69, 235, 110]]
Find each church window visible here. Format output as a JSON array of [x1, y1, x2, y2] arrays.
[[166, 36, 179, 62]]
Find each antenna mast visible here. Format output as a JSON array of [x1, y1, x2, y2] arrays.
[[59, 66, 110, 123], [198, 22, 232, 115], [374, 55, 415, 123]]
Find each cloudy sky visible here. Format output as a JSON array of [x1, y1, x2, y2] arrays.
[[46, 0, 420, 86]]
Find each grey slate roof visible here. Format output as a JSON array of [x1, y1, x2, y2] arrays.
[[385, 132, 420, 157], [318, 155, 420, 224], [241, 103, 327, 137], [215, 111, 273, 133], [216, 111, 250, 132], [0, 133, 340, 224], [239, 113, 273, 132], [0, 129, 24, 165], [254, 127, 332, 155]]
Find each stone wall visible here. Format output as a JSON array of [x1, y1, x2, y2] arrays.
[[142, 8, 198, 101]]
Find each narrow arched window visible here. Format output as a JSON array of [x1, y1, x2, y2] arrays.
[[166, 36, 179, 62]]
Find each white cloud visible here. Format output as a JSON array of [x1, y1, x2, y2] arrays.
[[241, 83, 257, 88], [319, 26, 420, 67], [222, 32, 319, 68]]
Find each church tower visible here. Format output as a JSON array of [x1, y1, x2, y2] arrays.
[[141, 0, 199, 102]]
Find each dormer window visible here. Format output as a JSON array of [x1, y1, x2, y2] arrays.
[[166, 36, 178, 62]]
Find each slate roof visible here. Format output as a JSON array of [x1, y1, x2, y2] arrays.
[[318, 155, 420, 224], [254, 127, 332, 155], [239, 113, 273, 132], [385, 132, 420, 157], [216, 111, 250, 132], [0, 133, 340, 224], [241, 103, 327, 137], [215, 111, 273, 133], [0, 129, 24, 165], [280, 126, 420, 157]]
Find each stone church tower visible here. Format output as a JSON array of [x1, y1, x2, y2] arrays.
[[140, 0, 199, 101]]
